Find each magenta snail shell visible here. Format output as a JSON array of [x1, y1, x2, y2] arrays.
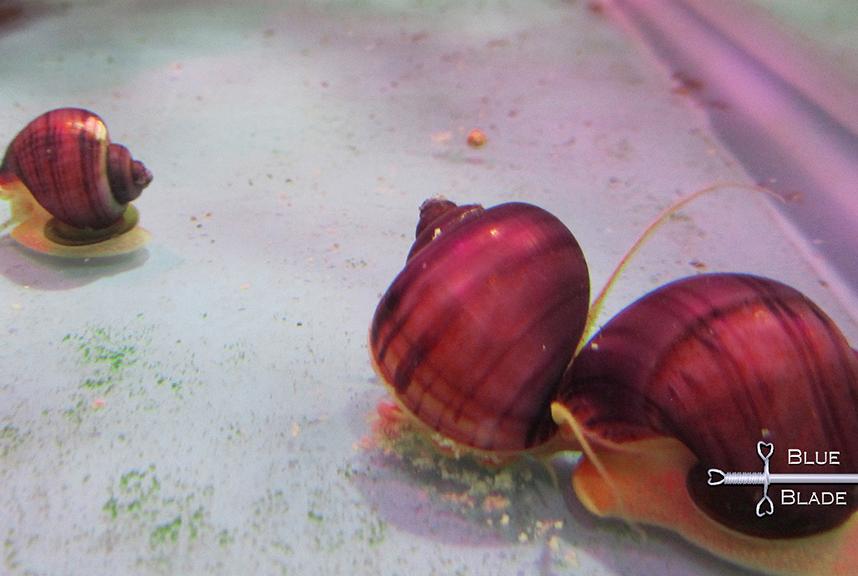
[[370, 198, 590, 452], [1, 107, 152, 230], [557, 273, 858, 538]]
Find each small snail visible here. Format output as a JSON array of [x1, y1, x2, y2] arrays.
[[0, 107, 152, 257], [370, 198, 590, 455], [552, 273, 858, 575]]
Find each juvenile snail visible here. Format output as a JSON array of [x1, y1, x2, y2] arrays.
[[0, 107, 152, 257], [370, 198, 590, 455], [552, 273, 858, 575]]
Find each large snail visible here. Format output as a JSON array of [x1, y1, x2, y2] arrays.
[[552, 273, 858, 575], [0, 107, 152, 257], [369, 198, 590, 455]]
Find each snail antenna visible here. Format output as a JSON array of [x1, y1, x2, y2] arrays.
[[550, 402, 645, 539], [578, 181, 782, 352]]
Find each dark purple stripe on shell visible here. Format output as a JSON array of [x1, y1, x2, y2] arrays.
[[374, 204, 576, 373], [443, 283, 584, 448], [374, 204, 574, 367]]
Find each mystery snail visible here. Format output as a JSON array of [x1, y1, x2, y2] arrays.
[[552, 273, 858, 575], [370, 197, 590, 455], [0, 107, 152, 257]]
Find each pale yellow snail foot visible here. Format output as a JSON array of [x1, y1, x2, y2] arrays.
[[567, 434, 858, 576], [1, 178, 149, 258]]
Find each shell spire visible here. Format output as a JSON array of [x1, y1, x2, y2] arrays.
[[107, 143, 153, 205], [407, 197, 484, 261]]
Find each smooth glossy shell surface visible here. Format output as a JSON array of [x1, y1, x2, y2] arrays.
[[558, 273, 858, 537], [371, 200, 590, 452], [1, 108, 151, 230]]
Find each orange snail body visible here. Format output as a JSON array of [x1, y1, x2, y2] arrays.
[[370, 198, 590, 454], [1, 107, 152, 247], [553, 273, 858, 575]]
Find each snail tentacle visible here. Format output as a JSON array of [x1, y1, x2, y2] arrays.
[[580, 181, 782, 352]]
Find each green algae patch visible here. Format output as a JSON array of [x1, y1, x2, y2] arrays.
[[64, 326, 141, 390], [57, 322, 208, 426], [103, 466, 161, 521], [150, 516, 182, 546], [217, 529, 234, 548], [102, 465, 212, 551], [300, 472, 391, 555], [60, 325, 151, 422], [0, 425, 29, 459], [354, 514, 387, 547]]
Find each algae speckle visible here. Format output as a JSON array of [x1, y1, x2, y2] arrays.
[[104, 466, 161, 521], [4, 530, 19, 573], [57, 322, 206, 425], [64, 327, 139, 382], [302, 480, 390, 553], [217, 528, 234, 548], [102, 497, 119, 520], [355, 515, 387, 546], [60, 325, 149, 421], [0, 425, 29, 458], [221, 341, 254, 366], [103, 465, 212, 551], [150, 516, 182, 545]]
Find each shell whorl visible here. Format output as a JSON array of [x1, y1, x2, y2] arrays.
[[107, 143, 152, 205]]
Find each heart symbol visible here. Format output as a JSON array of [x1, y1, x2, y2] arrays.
[[756, 495, 774, 517], [707, 469, 726, 486], [757, 441, 774, 460]]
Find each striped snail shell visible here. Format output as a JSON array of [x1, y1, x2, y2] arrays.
[[553, 273, 858, 574], [1, 108, 152, 235], [370, 198, 590, 453]]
